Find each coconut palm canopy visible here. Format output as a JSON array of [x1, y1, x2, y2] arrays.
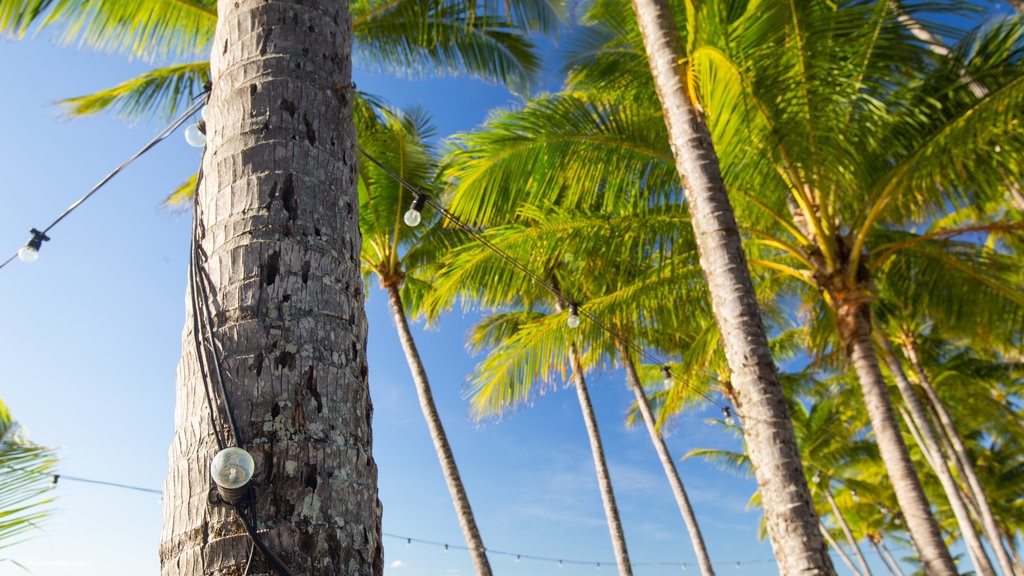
[[1, 0, 1022, 575]]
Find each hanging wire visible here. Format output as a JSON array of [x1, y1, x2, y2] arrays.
[[0, 93, 209, 272], [380, 533, 777, 569], [357, 146, 733, 415]]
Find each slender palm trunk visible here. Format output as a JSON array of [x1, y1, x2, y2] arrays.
[[878, 339, 995, 576], [384, 283, 492, 576], [159, 0, 382, 572], [569, 343, 633, 576], [836, 301, 956, 576], [902, 337, 1018, 576], [627, 0, 833, 572], [822, 486, 873, 576], [870, 536, 904, 576], [616, 340, 714, 576], [820, 523, 863, 576]]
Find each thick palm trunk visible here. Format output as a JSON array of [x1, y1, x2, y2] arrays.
[[158, 0, 382, 573], [628, 0, 833, 573], [384, 283, 492, 576], [879, 339, 995, 576], [901, 337, 1018, 576], [616, 340, 714, 576], [569, 344, 633, 576], [836, 301, 956, 576], [822, 487, 872, 576]]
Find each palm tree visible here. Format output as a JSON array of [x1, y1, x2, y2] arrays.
[[356, 105, 493, 575], [440, 0, 834, 569], [621, 0, 838, 569], [1, 0, 567, 574], [466, 2, 1022, 571], [0, 397, 57, 564]]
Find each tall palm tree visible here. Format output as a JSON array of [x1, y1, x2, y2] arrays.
[[0, 398, 57, 562], [440, 0, 833, 569], [0, 1, 565, 575], [433, 202, 717, 574], [356, 105, 493, 575], [453, 2, 1022, 571], [622, 0, 838, 569]]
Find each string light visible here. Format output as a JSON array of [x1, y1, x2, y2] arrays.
[[380, 533, 776, 570], [17, 229, 49, 263], [404, 193, 427, 227], [0, 93, 208, 273], [566, 303, 581, 328], [722, 406, 735, 426], [355, 147, 740, 423], [661, 366, 673, 390]]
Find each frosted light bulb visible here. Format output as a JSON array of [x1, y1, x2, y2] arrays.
[[566, 304, 580, 328], [722, 407, 735, 426], [17, 245, 39, 263], [851, 489, 859, 502], [661, 366, 673, 390], [211, 447, 254, 489], [404, 208, 422, 227], [184, 122, 207, 147], [18, 229, 48, 263], [404, 194, 427, 227]]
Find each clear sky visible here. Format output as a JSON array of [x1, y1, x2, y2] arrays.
[[0, 23, 935, 576]]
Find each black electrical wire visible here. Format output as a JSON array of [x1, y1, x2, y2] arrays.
[[0, 94, 208, 272], [357, 146, 733, 414]]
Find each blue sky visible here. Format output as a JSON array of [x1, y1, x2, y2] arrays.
[[0, 23, 936, 576]]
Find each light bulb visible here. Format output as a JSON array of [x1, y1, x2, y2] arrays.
[[516, 555, 521, 563], [567, 303, 580, 328], [18, 229, 49, 263], [18, 245, 39, 263], [662, 366, 673, 390], [722, 407, 735, 426], [404, 194, 427, 227], [444, 544, 449, 553], [211, 447, 254, 488], [851, 489, 859, 502], [184, 122, 207, 147], [404, 208, 422, 227], [559, 560, 564, 568], [210, 446, 254, 504]]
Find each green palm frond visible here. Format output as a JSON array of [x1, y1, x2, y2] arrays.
[[59, 61, 210, 121], [465, 309, 574, 418], [0, 399, 57, 552], [443, 93, 676, 226], [352, 0, 548, 96], [872, 225, 1024, 341], [0, 0, 215, 60]]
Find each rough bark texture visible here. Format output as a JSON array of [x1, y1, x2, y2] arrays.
[[879, 341, 995, 576], [628, 0, 834, 573], [384, 284, 492, 576], [902, 338, 1018, 576], [569, 344, 633, 576], [836, 301, 956, 576], [617, 341, 714, 576], [158, 0, 382, 572]]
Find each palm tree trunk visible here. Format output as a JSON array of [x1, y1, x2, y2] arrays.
[[569, 343, 633, 576], [615, 340, 714, 576], [384, 283, 492, 576], [901, 337, 1018, 576], [627, 0, 834, 573], [836, 301, 957, 576], [878, 338, 995, 576], [870, 536, 904, 576], [159, 0, 382, 572], [822, 486, 873, 576], [820, 522, 864, 576]]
